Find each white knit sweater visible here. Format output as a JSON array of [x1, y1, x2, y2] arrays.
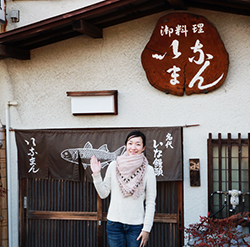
[[92, 160, 156, 232]]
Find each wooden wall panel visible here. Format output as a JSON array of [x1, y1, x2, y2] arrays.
[[0, 128, 8, 247]]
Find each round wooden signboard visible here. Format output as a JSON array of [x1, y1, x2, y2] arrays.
[[141, 12, 229, 96]]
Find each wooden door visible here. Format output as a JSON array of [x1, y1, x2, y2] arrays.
[[19, 173, 183, 247]]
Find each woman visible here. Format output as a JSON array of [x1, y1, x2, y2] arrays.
[[90, 130, 157, 247]]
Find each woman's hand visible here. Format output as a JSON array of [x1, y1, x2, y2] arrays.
[[137, 231, 149, 247], [90, 155, 101, 175]]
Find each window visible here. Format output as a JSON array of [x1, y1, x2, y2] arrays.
[[208, 133, 250, 218]]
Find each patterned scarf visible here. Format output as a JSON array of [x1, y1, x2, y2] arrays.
[[116, 151, 148, 199]]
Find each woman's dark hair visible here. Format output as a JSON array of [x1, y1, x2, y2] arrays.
[[125, 131, 146, 147]]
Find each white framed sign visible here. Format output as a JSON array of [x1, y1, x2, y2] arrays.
[[66, 90, 118, 115], [0, 0, 5, 24]]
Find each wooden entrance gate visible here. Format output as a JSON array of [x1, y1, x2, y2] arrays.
[[19, 170, 183, 247]]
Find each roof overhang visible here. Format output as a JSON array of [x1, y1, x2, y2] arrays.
[[0, 0, 250, 60]]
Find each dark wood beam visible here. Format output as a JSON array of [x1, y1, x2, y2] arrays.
[[188, 0, 250, 16], [72, 19, 102, 38], [0, 0, 135, 43], [0, 44, 30, 60], [91, 0, 171, 27], [167, 0, 187, 10], [16, 26, 77, 50], [1, 0, 250, 59], [94, 5, 172, 28]]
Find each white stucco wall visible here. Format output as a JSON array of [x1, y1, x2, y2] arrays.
[[1, 3, 250, 246], [5, 0, 102, 30]]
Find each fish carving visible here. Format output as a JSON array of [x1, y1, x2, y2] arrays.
[[61, 141, 126, 169]]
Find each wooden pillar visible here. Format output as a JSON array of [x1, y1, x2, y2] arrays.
[[97, 195, 103, 247], [0, 127, 8, 247]]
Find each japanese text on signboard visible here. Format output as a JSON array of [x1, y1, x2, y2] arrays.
[[153, 133, 174, 176], [141, 12, 229, 96]]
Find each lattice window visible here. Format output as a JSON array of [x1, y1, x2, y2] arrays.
[[208, 133, 250, 218]]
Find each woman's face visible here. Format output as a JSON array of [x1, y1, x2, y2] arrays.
[[126, 136, 145, 156]]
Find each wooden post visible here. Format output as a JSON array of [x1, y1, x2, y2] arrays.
[[97, 195, 103, 247], [0, 127, 8, 247]]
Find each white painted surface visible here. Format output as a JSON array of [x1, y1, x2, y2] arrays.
[[0, 2, 250, 245], [5, 0, 102, 30], [70, 95, 115, 114]]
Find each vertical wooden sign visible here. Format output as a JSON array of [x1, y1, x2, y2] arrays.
[[141, 12, 229, 96], [189, 158, 200, 186]]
